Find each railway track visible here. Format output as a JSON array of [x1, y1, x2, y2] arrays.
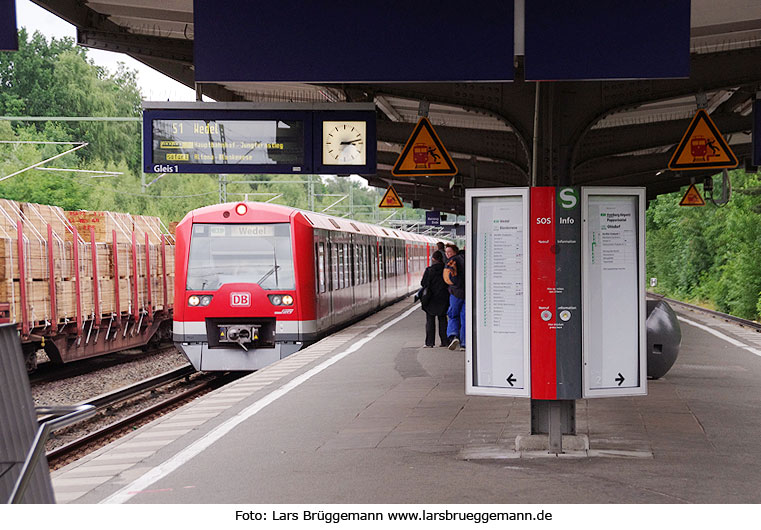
[[45, 367, 243, 469], [649, 292, 761, 331], [30, 344, 180, 385]]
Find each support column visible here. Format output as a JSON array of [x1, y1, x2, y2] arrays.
[[530, 399, 576, 453]]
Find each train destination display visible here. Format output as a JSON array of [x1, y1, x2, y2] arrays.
[[467, 189, 530, 398], [151, 119, 304, 167], [583, 189, 646, 397]]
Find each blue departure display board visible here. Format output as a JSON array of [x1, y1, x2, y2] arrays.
[[143, 103, 376, 175], [524, 0, 690, 80], [1, 0, 18, 51], [193, 0, 514, 83]]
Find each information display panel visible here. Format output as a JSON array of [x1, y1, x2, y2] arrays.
[[142, 102, 376, 175], [151, 119, 305, 168], [582, 188, 646, 398], [466, 188, 530, 397]]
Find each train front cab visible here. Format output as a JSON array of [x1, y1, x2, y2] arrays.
[[173, 203, 309, 371]]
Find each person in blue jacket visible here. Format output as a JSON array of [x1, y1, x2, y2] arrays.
[[443, 243, 465, 350]]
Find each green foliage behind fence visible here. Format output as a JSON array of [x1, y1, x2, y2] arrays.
[[647, 170, 761, 320]]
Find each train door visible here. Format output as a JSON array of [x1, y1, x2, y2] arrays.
[[406, 243, 411, 291], [349, 234, 357, 316], [379, 239, 386, 303], [327, 236, 335, 327], [313, 229, 330, 330], [371, 239, 379, 307]]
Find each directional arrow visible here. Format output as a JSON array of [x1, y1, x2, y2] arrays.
[[615, 373, 625, 386], [506, 373, 516, 387]]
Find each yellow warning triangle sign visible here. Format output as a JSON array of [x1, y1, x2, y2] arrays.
[[379, 185, 403, 208], [668, 109, 738, 171], [679, 183, 706, 206], [391, 117, 458, 177]]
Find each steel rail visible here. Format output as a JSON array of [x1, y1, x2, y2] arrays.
[[648, 292, 761, 331], [45, 372, 240, 466], [29, 345, 181, 385], [38, 365, 195, 423]]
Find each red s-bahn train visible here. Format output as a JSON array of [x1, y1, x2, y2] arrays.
[[173, 202, 443, 371]]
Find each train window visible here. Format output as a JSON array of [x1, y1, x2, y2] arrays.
[[341, 243, 347, 288], [338, 244, 344, 289], [186, 223, 295, 291], [360, 245, 366, 284], [330, 242, 338, 291], [351, 245, 362, 285], [380, 245, 385, 279], [341, 243, 346, 287], [367, 244, 373, 282], [345, 243, 351, 287], [318, 242, 326, 293]]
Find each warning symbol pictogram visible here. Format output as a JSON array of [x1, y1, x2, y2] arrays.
[[379, 185, 403, 208], [668, 109, 738, 170], [679, 183, 706, 206], [391, 117, 458, 177]]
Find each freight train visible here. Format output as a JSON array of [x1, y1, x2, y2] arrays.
[[0, 199, 174, 371], [173, 202, 441, 371]]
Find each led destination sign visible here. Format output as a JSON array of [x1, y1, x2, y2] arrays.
[[152, 119, 304, 167]]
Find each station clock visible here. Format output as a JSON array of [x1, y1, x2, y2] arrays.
[[322, 120, 367, 165]]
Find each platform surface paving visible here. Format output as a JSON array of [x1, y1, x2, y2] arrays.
[[51, 298, 761, 503]]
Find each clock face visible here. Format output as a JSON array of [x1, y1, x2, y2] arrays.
[[322, 121, 367, 165]]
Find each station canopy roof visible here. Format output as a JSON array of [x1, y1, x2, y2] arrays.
[[31, 0, 761, 213]]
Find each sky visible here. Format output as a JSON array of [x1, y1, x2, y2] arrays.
[[16, 0, 197, 101]]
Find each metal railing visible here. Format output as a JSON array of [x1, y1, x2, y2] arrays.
[[7, 404, 96, 504]]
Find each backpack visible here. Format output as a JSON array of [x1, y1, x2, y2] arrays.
[[443, 259, 457, 286]]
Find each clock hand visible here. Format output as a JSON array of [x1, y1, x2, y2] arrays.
[[340, 139, 362, 145]]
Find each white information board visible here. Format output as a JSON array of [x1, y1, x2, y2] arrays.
[[582, 187, 646, 398], [466, 188, 531, 397]]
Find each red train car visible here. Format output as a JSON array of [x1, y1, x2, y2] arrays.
[[173, 202, 442, 371]]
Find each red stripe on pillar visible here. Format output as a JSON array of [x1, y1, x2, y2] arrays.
[[530, 187, 557, 399]]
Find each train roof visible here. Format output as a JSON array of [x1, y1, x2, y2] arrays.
[[183, 202, 446, 245]]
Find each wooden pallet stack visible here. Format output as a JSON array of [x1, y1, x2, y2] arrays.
[[0, 200, 175, 330]]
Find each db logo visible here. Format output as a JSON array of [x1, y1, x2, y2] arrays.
[[230, 292, 251, 307]]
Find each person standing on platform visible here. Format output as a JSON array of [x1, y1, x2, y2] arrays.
[[420, 250, 450, 347], [443, 243, 466, 351], [436, 241, 446, 254]]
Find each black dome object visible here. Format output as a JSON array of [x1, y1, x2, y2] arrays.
[[646, 300, 682, 379]]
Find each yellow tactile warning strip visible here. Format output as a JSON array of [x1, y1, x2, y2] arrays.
[[51, 299, 417, 504]]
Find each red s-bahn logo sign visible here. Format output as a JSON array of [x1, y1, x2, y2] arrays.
[[230, 292, 251, 307]]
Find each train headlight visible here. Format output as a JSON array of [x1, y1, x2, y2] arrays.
[[269, 294, 283, 306], [200, 295, 213, 306], [235, 203, 247, 215], [282, 295, 294, 306], [188, 295, 200, 306]]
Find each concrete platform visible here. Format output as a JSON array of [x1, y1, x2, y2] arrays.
[[52, 297, 761, 503]]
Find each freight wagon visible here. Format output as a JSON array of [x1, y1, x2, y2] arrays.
[[0, 199, 175, 370]]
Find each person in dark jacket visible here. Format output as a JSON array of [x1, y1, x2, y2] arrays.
[[420, 250, 450, 347], [444, 243, 466, 350]]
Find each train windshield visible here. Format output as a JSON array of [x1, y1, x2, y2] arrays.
[[186, 223, 295, 291]]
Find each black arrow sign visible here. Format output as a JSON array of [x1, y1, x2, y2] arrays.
[[506, 373, 516, 387], [615, 373, 625, 386]]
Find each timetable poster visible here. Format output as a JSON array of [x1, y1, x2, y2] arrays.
[[586, 195, 640, 389], [474, 196, 527, 389]]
